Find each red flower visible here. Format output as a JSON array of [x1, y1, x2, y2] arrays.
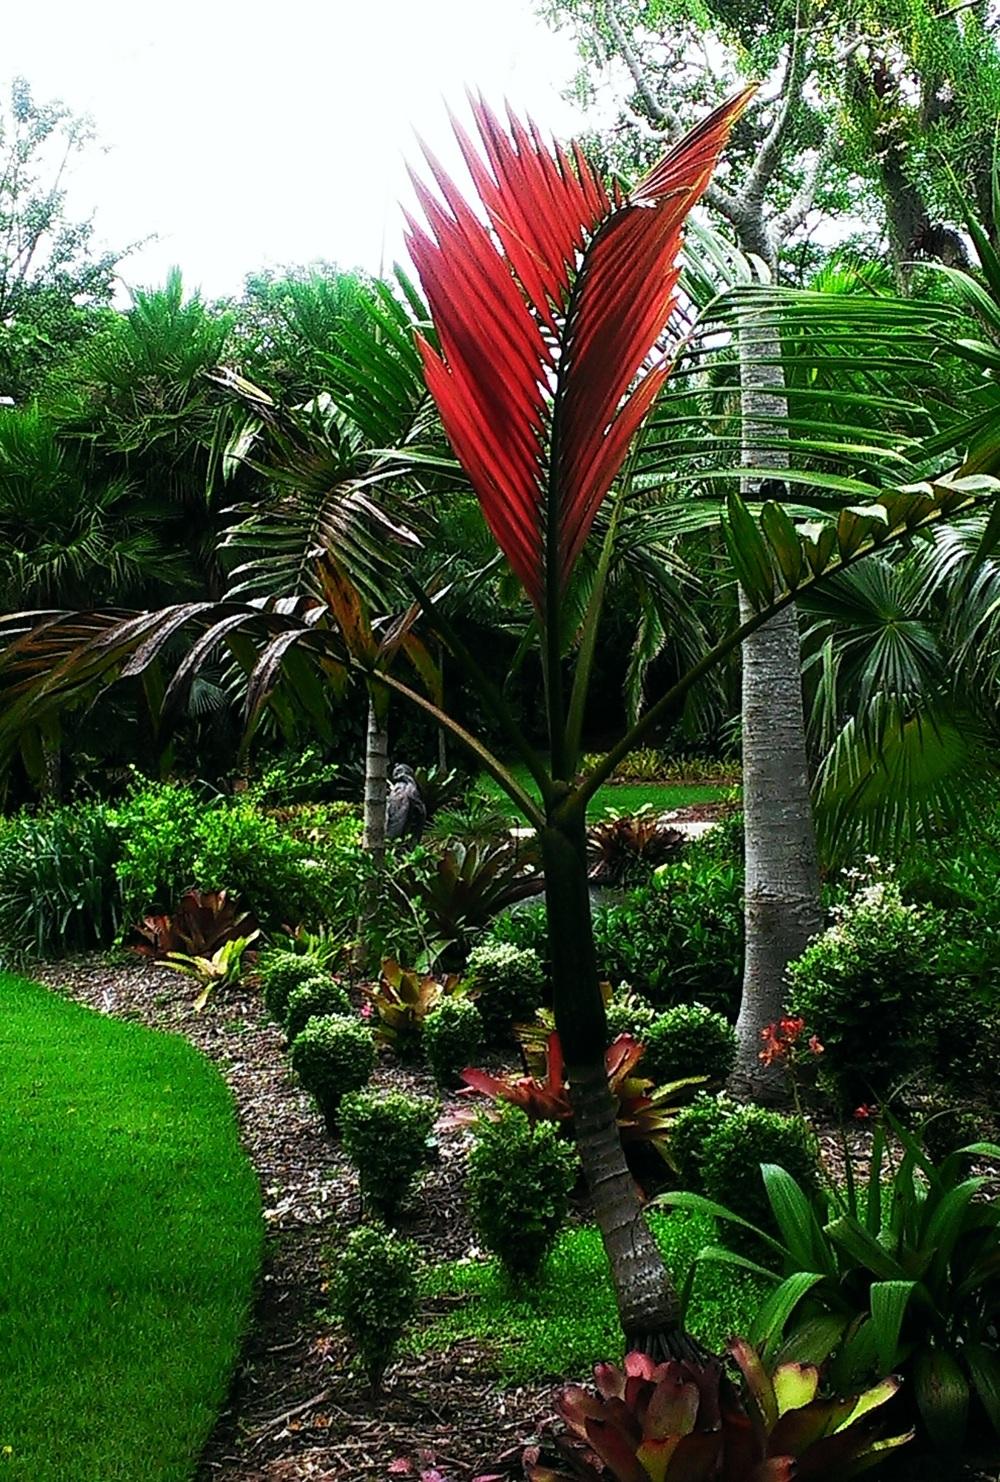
[[808, 1035, 824, 1056], [854, 1103, 876, 1120]]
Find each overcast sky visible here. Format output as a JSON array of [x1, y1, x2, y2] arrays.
[[8, 0, 589, 300]]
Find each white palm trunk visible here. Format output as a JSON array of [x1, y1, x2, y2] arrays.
[[731, 324, 823, 1099]]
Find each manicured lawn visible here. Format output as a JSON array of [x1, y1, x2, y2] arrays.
[[478, 764, 731, 821], [0, 974, 263, 1482], [414, 1210, 760, 1384]]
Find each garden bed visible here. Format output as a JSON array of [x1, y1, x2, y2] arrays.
[[30, 956, 556, 1481]]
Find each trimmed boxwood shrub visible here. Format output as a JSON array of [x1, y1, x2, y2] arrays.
[[284, 977, 351, 1041], [643, 1003, 736, 1087], [338, 1088, 437, 1217], [465, 941, 546, 1042], [465, 1105, 576, 1282], [329, 1223, 420, 1392], [423, 996, 484, 1088], [700, 1104, 821, 1240], [289, 1014, 376, 1130], [258, 949, 328, 1022]]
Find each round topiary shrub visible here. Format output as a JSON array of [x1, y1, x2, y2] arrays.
[[465, 1104, 577, 1283], [465, 940, 546, 1042], [338, 1088, 437, 1218], [258, 949, 329, 1022], [700, 1104, 821, 1241], [284, 976, 351, 1041], [643, 1002, 736, 1087], [329, 1222, 420, 1393], [787, 878, 937, 1106], [289, 1014, 376, 1130], [423, 996, 484, 1088], [604, 987, 658, 1045], [665, 1091, 738, 1191]]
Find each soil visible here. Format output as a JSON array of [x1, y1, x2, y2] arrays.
[[29, 956, 551, 1482]]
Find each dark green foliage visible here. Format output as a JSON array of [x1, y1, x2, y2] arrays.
[[465, 939, 547, 1042], [643, 1003, 736, 1087], [487, 902, 548, 958], [338, 1089, 437, 1218], [592, 858, 744, 1013], [700, 1105, 821, 1239], [672, 1120, 1000, 1454], [465, 1105, 577, 1282], [248, 747, 341, 806], [787, 879, 937, 1105], [604, 987, 658, 1045], [329, 1222, 420, 1392], [400, 841, 542, 955], [284, 977, 351, 1041], [665, 1092, 738, 1191], [289, 1015, 376, 1130], [258, 949, 330, 1022], [423, 995, 485, 1087], [0, 802, 121, 958], [115, 781, 329, 928]]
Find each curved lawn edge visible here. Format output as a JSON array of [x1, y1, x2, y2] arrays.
[[0, 972, 264, 1482]]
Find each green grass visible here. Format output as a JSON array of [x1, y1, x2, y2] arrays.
[[0, 974, 264, 1482], [477, 764, 729, 822], [412, 1210, 762, 1384]]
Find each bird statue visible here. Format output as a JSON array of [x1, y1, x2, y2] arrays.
[[385, 763, 426, 841]]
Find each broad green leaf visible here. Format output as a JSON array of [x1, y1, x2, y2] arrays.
[[760, 500, 805, 590], [825, 1215, 906, 1280], [869, 1281, 916, 1374], [724, 489, 775, 608], [965, 1344, 1000, 1434], [914, 1346, 970, 1451], [776, 1314, 849, 1368], [750, 1272, 827, 1361], [762, 1165, 837, 1276]]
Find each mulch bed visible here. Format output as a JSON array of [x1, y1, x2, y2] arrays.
[[30, 956, 552, 1481]]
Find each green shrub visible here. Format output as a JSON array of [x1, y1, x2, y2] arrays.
[[592, 858, 743, 1013], [284, 977, 351, 1040], [114, 781, 203, 916], [604, 987, 658, 1045], [643, 1002, 736, 1087], [700, 1104, 821, 1239], [289, 1015, 376, 1130], [487, 901, 548, 959], [423, 995, 484, 1087], [665, 1092, 737, 1191], [248, 747, 342, 806], [465, 940, 546, 1042], [258, 948, 330, 1022], [787, 877, 937, 1106], [329, 1223, 420, 1392], [466, 1105, 577, 1282], [115, 781, 330, 928], [338, 1089, 437, 1217], [0, 802, 122, 959]]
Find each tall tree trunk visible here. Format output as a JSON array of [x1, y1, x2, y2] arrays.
[[361, 693, 388, 862], [542, 813, 695, 1356], [731, 319, 823, 1100]]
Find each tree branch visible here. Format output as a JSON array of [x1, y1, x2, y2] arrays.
[[600, 2, 744, 224], [743, 0, 813, 211]]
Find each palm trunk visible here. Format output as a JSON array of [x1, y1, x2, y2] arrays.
[[731, 320, 823, 1100], [542, 815, 694, 1355], [361, 694, 388, 862]]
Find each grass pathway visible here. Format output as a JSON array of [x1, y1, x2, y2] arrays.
[[0, 972, 263, 1482]]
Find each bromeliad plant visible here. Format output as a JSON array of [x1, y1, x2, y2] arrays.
[[365, 956, 466, 1056], [2, 91, 1000, 1357], [523, 1344, 911, 1481], [163, 931, 259, 1012]]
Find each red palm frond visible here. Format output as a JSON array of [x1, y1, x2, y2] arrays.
[[406, 88, 754, 610]]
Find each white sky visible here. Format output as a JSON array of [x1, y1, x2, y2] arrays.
[[7, 0, 587, 301]]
